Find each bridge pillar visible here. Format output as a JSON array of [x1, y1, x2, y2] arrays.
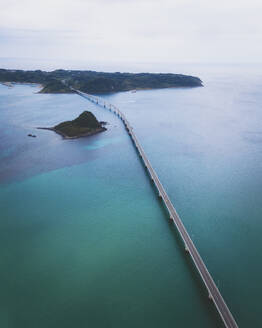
[[185, 246, 189, 253]]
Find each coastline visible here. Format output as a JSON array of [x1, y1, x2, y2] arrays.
[[0, 80, 203, 94], [0, 81, 42, 87], [37, 126, 106, 139], [0, 68, 203, 94]]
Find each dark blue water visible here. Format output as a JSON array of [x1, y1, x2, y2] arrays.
[[1, 64, 262, 327]]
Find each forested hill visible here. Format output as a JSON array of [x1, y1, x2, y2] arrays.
[[0, 68, 203, 93]]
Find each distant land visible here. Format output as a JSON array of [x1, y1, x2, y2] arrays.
[[38, 111, 106, 139], [0, 68, 203, 94]]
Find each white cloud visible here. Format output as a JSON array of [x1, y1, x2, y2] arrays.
[[0, 0, 262, 70]]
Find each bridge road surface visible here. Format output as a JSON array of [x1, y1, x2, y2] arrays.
[[75, 90, 238, 328]]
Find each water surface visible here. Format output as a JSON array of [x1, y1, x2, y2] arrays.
[[1, 65, 262, 327]]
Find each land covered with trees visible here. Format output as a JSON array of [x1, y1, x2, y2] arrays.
[[0, 68, 203, 94], [38, 111, 106, 139]]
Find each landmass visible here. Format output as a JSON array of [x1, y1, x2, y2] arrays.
[[38, 111, 107, 139], [38, 80, 74, 94], [0, 68, 203, 94]]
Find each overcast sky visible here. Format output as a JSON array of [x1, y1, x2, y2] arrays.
[[1, 0, 262, 71]]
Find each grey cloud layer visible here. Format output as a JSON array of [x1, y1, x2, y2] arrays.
[[1, 0, 261, 69]]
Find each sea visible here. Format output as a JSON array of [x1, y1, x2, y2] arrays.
[[0, 64, 262, 327]]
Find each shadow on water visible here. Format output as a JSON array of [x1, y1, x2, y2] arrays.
[[86, 94, 229, 327], [0, 132, 115, 185], [77, 93, 230, 327], [165, 216, 224, 328], [129, 133, 224, 328]]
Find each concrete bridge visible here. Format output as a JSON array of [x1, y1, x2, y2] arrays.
[[75, 89, 238, 328]]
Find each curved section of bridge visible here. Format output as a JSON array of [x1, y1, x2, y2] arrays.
[[75, 89, 238, 328]]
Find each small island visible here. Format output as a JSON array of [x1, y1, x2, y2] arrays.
[[38, 111, 106, 139]]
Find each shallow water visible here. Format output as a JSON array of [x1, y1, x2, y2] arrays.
[[1, 65, 262, 327]]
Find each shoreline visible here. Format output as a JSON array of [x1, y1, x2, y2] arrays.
[[0, 81, 42, 87], [0, 81, 203, 95], [37, 126, 106, 139]]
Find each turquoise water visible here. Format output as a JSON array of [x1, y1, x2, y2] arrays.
[[0, 65, 262, 327]]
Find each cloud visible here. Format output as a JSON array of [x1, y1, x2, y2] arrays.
[[1, 0, 262, 70]]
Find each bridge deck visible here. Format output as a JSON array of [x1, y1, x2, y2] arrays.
[[75, 90, 238, 328]]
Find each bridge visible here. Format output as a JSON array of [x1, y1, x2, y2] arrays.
[[74, 89, 238, 328]]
